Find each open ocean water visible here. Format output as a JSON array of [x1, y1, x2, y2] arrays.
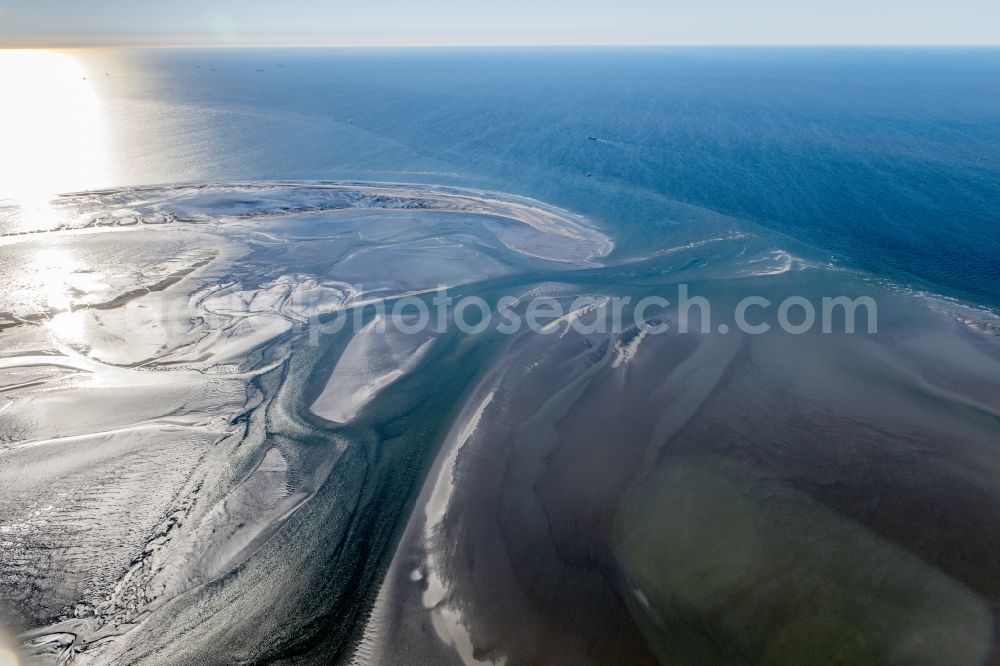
[[2, 47, 1000, 665], [44, 46, 1000, 306]]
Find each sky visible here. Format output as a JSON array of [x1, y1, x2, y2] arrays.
[[0, 0, 998, 47]]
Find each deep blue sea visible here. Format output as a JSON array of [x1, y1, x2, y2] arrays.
[[5, 47, 1000, 665], [67, 47, 1000, 305]]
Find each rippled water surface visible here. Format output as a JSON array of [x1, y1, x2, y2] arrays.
[[1, 49, 999, 665]]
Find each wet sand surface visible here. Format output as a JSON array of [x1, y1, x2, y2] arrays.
[[365, 283, 1000, 665], [0, 183, 609, 664], [1, 183, 999, 665]]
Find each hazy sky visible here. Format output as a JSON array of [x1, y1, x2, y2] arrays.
[[1, 0, 998, 46]]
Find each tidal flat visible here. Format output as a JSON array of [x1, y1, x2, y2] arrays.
[[1, 182, 999, 665]]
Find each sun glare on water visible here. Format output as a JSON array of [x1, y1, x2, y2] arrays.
[[0, 50, 110, 228]]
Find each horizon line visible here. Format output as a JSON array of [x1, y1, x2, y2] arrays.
[[3, 39, 1000, 50]]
